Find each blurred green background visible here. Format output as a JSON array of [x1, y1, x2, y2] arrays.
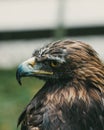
[[0, 68, 44, 130]]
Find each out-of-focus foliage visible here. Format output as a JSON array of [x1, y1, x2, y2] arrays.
[[0, 68, 44, 130]]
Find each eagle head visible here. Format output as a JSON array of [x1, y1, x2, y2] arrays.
[[16, 40, 104, 93]]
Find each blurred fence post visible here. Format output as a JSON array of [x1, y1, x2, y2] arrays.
[[54, 0, 66, 40]]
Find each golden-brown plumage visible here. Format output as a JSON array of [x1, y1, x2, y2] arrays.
[[16, 40, 104, 130]]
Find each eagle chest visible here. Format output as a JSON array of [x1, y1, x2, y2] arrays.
[[23, 87, 104, 130]]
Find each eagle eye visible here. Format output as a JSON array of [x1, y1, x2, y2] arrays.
[[50, 61, 60, 67]]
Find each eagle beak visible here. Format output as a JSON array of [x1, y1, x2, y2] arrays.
[[16, 57, 53, 85]]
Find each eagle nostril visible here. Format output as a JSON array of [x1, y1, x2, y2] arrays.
[[26, 57, 36, 68], [28, 63, 34, 68]]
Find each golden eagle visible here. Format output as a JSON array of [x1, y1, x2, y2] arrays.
[[16, 40, 104, 130]]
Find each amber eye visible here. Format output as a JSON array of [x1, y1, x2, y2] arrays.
[[50, 61, 60, 67]]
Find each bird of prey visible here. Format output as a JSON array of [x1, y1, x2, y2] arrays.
[[16, 40, 104, 130]]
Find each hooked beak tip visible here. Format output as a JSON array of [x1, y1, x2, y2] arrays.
[[17, 80, 22, 86], [16, 69, 22, 86], [16, 76, 22, 86]]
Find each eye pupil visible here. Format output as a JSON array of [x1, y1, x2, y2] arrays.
[[51, 61, 59, 67]]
